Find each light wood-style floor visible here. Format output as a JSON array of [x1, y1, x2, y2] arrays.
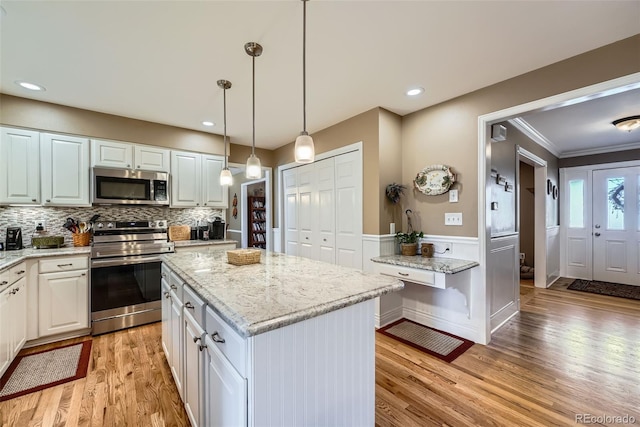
[[2, 279, 639, 426]]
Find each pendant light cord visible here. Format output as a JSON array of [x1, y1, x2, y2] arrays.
[[252, 54, 256, 156], [302, 0, 307, 133], [223, 86, 228, 167]]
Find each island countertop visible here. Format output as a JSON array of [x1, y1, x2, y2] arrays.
[[371, 255, 479, 274], [163, 250, 404, 338]]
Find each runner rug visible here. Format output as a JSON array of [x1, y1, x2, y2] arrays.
[[377, 318, 474, 363], [0, 340, 92, 402], [568, 279, 640, 301]]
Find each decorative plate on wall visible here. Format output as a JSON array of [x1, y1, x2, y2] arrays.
[[414, 165, 455, 195]]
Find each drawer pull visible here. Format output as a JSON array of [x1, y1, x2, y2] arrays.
[[211, 332, 225, 343], [170, 284, 177, 290], [164, 291, 170, 299], [199, 344, 207, 352], [1, 281, 7, 286], [193, 336, 201, 343], [16, 270, 25, 274], [161, 272, 166, 278], [11, 288, 18, 295], [185, 302, 195, 310], [397, 272, 409, 277], [57, 263, 73, 268]]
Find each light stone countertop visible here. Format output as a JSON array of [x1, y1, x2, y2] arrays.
[[163, 250, 404, 338], [371, 255, 479, 274], [0, 246, 91, 271], [173, 239, 237, 248]]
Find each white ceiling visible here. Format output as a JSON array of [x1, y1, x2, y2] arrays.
[[1, 1, 639, 151]]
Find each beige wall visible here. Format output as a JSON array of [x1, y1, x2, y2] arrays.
[[378, 109, 403, 233], [228, 144, 275, 168], [0, 94, 226, 155], [401, 34, 640, 237]]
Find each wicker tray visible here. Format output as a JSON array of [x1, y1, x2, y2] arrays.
[[169, 225, 191, 241], [227, 249, 261, 266]]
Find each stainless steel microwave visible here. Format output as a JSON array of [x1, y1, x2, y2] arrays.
[[92, 167, 169, 205]]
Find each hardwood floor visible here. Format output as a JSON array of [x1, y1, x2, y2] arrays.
[[0, 324, 189, 427], [2, 280, 639, 426]]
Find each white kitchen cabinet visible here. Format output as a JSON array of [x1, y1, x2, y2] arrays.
[[91, 139, 170, 172], [183, 294, 206, 427], [204, 305, 248, 427], [0, 262, 28, 378], [0, 127, 40, 204], [161, 267, 172, 362], [171, 150, 227, 208], [168, 271, 185, 399], [38, 258, 89, 337], [41, 133, 90, 206]]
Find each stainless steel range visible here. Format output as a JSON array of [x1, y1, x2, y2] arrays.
[[90, 220, 174, 335]]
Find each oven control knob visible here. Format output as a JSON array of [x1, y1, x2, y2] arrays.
[[107, 222, 115, 228], [96, 223, 103, 229]]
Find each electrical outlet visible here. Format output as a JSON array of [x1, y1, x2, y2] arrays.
[[449, 189, 458, 203], [444, 213, 463, 226], [35, 220, 47, 231], [434, 242, 452, 254]]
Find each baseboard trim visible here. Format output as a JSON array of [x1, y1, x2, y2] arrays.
[[402, 307, 479, 343], [24, 328, 92, 349], [375, 306, 403, 329]]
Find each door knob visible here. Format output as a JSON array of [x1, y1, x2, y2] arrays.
[[595, 232, 601, 237]]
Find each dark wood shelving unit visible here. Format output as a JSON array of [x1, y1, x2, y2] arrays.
[[248, 196, 266, 249]]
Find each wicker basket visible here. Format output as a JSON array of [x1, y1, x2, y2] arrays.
[[227, 249, 261, 266], [72, 232, 91, 247]]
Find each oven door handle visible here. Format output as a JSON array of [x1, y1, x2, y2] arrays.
[[91, 255, 164, 268]]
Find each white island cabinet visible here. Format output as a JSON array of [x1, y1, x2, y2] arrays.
[[162, 250, 403, 427], [0, 262, 28, 378]]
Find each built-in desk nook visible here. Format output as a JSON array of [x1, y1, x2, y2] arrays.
[[371, 255, 480, 342]]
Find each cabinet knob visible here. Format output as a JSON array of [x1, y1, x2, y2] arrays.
[[137, 165, 140, 169], [31, 198, 37, 202], [127, 164, 131, 167], [305, 237, 309, 240], [164, 291, 170, 299], [211, 331, 225, 343], [196, 203, 200, 206], [204, 203, 207, 206], [46, 199, 51, 203]]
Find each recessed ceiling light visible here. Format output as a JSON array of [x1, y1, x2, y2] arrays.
[[202, 121, 214, 127], [406, 87, 424, 96], [15, 81, 46, 91]]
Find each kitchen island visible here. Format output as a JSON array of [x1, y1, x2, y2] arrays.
[[162, 249, 403, 427]]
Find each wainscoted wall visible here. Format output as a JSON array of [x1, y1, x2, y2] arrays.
[[0, 205, 223, 247]]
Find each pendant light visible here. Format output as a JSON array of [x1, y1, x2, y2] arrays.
[[294, 0, 315, 164], [218, 79, 233, 186], [245, 42, 263, 179]]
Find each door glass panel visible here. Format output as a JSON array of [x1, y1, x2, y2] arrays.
[[568, 179, 584, 228], [607, 177, 624, 230]]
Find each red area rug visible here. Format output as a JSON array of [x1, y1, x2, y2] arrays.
[[0, 340, 92, 401], [377, 318, 474, 363]]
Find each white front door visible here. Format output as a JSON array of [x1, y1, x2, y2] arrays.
[[592, 167, 640, 286]]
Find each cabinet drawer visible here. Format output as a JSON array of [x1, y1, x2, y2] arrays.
[[9, 262, 27, 285], [0, 268, 9, 292], [169, 271, 184, 301], [205, 306, 246, 377], [375, 263, 444, 289], [183, 284, 206, 328], [39, 256, 88, 273]]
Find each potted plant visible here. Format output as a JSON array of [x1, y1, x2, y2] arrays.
[[395, 230, 424, 256]]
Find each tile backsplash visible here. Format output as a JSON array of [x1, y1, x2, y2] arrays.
[[0, 205, 224, 247]]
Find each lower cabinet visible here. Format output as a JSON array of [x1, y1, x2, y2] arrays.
[[38, 268, 88, 337], [168, 272, 184, 399], [0, 273, 27, 378], [184, 309, 205, 427]]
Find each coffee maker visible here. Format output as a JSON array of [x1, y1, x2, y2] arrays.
[[5, 227, 23, 250], [209, 218, 225, 240]]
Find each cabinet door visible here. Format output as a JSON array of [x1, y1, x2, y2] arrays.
[[204, 334, 247, 427], [12, 277, 27, 357], [41, 133, 90, 206], [202, 154, 228, 207], [170, 291, 184, 398], [38, 270, 89, 336], [184, 311, 205, 427], [171, 151, 201, 207], [161, 277, 172, 362], [134, 145, 170, 172], [0, 127, 40, 204], [91, 139, 133, 168], [0, 286, 11, 376]]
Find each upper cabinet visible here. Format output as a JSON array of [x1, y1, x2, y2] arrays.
[[0, 127, 41, 204], [91, 139, 170, 172], [171, 151, 227, 208], [41, 133, 91, 206]]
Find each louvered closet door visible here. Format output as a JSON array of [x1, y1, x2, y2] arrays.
[[298, 163, 316, 260], [335, 151, 363, 269], [283, 168, 299, 256], [316, 158, 336, 264]]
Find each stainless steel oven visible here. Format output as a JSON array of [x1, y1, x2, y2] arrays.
[[90, 220, 174, 335]]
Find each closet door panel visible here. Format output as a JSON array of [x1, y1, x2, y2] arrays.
[[298, 163, 316, 260], [316, 158, 336, 265], [335, 151, 362, 269], [283, 168, 299, 256]]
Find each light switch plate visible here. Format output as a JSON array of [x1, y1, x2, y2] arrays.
[[445, 213, 463, 226], [449, 189, 458, 203]]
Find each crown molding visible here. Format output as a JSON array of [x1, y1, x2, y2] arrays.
[[508, 117, 561, 158]]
